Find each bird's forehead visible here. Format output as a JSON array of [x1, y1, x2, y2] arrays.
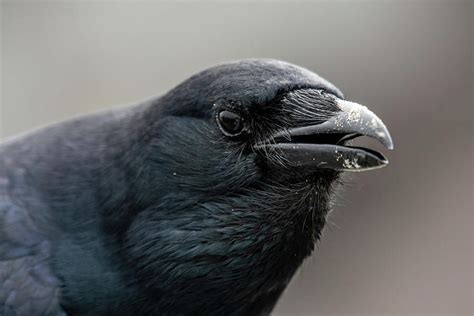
[[206, 59, 343, 102], [161, 59, 343, 117]]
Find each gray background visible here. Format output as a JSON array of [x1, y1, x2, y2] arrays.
[[1, 1, 472, 315]]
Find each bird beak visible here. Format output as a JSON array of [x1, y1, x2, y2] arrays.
[[258, 99, 394, 172]]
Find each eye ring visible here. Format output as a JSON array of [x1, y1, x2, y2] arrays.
[[217, 110, 244, 137]]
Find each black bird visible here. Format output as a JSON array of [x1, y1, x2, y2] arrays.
[[0, 59, 393, 315]]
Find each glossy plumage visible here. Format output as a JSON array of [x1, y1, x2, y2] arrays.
[[0, 59, 391, 315]]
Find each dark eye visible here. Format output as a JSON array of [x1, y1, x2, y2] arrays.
[[217, 110, 243, 136]]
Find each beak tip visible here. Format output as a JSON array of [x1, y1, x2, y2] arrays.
[[378, 127, 394, 150], [385, 134, 394, 150]]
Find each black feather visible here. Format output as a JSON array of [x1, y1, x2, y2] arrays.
[[0, 59, 344, 315]]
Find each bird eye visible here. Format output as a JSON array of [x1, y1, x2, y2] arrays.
[[217, 110, 243, 136]]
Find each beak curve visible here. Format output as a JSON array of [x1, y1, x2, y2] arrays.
[[258, 99, 394, 172]]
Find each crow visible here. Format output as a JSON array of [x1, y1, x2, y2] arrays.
[[0, 59, 393, 315]]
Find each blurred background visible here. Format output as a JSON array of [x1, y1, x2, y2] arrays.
[[1, 1, 472, 315]]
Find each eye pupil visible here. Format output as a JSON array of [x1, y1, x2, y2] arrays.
[[218, 110, 243, 136]]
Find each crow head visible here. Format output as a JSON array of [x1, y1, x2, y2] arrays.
[[124, 59, 393, 314]]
